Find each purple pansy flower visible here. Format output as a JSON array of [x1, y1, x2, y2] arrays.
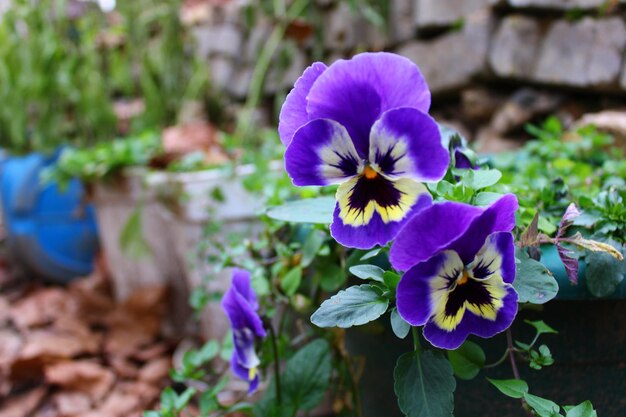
[[390, 194, 519, 350], [279, 52, 450, 249], [221, 268, 266, 393]]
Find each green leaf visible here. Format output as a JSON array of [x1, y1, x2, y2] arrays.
[[160, 387, 177, 410], [462, 169, 502, 190], [316, 261, 346, 292], [199, 391, 219, 415], [474, 192, 504, 206], [266, 197, 335, 224], [197, 340, 220, 363], [487, 378, 528, 399], [301, 230, 326, 268], [514, 248, 558, 304], [281, 266, 302, 296], [525, 320, 558, 336], [311, 285, 389, 328], [349, 264, 385, 282], [254, 339, 332, 417], [174, 387, 196, 411], [565, 401, 596, 417], [523, 393, 560, 417], [360, 248, 382, 260], [394, 350, 455, 417], [390, 307, 410, 339], [538, 216, 558, 235], [119, 205, 153, 260], [447, 340, 485, 380], [282, 339, 332, 410], [585, 251, 625, 297], [143, 412, 161, 417], [383, 271, 401, 291]]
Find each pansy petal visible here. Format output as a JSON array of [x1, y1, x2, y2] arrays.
[[230, 354, 260, 393], [233, 327, 261, 369], [424, 286, 518, 350], [285, 119, 361, 186], [390, 202, 483, 271], [278, 62, 327, 146], [230, 353, 249, 381], [222, 286, 266, 338], [448, 194, 518, 264], [369, 108, 449, 181], [423, 318, 471, 350], [331, 191, 432, 249], [307, 52, 431, 157], [231, 268, 259, 310], [397, 250, 464, 327], [461, 286, 518, 339], [469, 232, 516, 284]]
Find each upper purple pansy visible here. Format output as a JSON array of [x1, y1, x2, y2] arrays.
[[389, 194, 519, 350], [221, 268, 267, 393], [279, 52, 449, 249]]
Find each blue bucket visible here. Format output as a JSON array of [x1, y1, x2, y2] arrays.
[[0, 151, 99, 283]]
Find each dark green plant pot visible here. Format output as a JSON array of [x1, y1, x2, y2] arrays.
[[347, 245, 626, 417]]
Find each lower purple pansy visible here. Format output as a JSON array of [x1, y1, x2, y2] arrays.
[[221, 268, 267, 392], [390, 194, 519, 350]]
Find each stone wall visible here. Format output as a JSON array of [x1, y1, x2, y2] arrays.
[[184, 0, 626, 149]]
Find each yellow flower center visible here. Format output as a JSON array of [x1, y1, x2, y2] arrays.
[[363, 165, 378, 179], [457, 270, 470, 286]]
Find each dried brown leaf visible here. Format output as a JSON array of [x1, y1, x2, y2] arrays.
[[45, 361, 115, 401], [52, 391, 92, 416], [10, 288, 76, 329], [0, 386, 47, 417], [130, 342, 170, 362], [138, 357, 171, 384]]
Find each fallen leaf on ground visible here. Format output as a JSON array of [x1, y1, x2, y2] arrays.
[[108, 355, 139, 380], [131, 342, 170, 362], [45, 361, 115, 401], [0, 386, 47, 417], [52, 390, 92, 416], [9, 288, 76, 329], [138, 356, 171, 384], [0, 329, 22, 370], [83, 381, 160, 417], [104, 286, 166, 357]]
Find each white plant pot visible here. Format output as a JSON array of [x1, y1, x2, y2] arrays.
[[92, 168, 191, 336], [145, 162, 282, 341]]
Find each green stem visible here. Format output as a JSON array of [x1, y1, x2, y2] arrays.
[[411, 327, 422, 353], [484, 347, 511, 369], [507, 329, 534, 417], [343, 354, 364, 417], [268, 325, 282, 406]]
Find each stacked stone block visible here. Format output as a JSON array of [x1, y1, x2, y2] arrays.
[[185, 0, 626, 99]]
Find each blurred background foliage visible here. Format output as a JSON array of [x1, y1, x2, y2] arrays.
[[0, 0, 208, 155]]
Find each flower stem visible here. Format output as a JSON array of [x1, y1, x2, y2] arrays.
[[268, 325, 282, 406], [506, 329, 520, 380], [411, 327, 422, 353], [483, 347, 511, 369], [507, 329, 534, 417]]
